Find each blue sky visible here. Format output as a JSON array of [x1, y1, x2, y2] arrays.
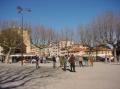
[[0, 0, 120, 30]]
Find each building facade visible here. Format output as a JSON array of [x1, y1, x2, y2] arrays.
[[84, 47, 113, 57], [23, 30, 31, 53]]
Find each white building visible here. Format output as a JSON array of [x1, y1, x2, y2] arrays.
[[46, 42, 59, 57], [49, 46, 59, 56], [48, 41, 74, 56], [59, 41, 74, 48]]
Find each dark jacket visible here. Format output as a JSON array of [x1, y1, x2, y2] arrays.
[[52, 56, 56, 63], [69, 55, 75, 64]]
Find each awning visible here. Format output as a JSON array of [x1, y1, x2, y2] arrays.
[[10, 53, 35, 57]]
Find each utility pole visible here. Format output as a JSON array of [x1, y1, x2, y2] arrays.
[[16, 6, 31, 66]]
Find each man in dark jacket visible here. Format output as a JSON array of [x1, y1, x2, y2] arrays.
[[52, 56, 56, 69], [69, 54, 76, 72], [64, 55, 68, 71], [35, 55, 39, 69]]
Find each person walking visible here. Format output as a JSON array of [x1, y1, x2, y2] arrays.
[[56, 56, 60, 67], [43, 56, 46, 63], [89, 56, 93, 67], [69, 54, 76, 72], [83, 57, 88, 66], [59, 56, 64, 67], [63, 55, 68, 71], [52, 56, 56, 69], [79, 56, 83, 67], [35, 55, 39, 69]]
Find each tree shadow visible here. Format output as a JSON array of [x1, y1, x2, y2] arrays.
[[0, 67, 33, 83], [0, 74, 51, 89], [0, 66, 58, 89], [62, 68, 72, 72], [0, 67, 36, 89]]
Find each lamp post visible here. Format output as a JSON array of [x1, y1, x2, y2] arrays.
[[16, 6, 31, 66]]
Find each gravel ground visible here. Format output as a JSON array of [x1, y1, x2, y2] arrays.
[[0, 62, 120, 89]]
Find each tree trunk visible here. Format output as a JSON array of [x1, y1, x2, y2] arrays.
[[88, 48, 92, 65], [119, 55, 120, 63], [5, 48, 12, 63], [95, 50, 98, 62], [113, 48, 117, 63]]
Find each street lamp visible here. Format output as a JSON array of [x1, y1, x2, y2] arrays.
[[16, 6, 31, 66]]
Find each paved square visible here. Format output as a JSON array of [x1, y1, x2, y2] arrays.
[[0, 62, 120, 89]]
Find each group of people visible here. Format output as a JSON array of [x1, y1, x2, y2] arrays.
[[52, 54, 94, 72], [52, 54, 76, 72], [34, 54, 94, 71]]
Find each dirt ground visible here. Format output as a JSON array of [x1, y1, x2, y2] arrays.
[[0, 62, 120, 89]]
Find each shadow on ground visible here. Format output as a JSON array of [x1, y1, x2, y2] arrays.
[[0, 64, 60, 89]]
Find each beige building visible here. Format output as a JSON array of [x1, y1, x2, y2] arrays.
[[58, 41, 74, 56], [69, 44, 87, 56], [84, 47, 113, 57], [31, 45, 41, 55], [16, 28, 31, 54], [23, 30, 31, 53], [40, 47, 50, 57], [22, 30, 43, 56]]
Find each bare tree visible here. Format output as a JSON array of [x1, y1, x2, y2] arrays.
[[32, 27, 40, 45], [32, 26, 48, 48], [79, 25, 96, 55], [32, 26, 60, 56], [91, 12, 120, 62], [59, 28, 75, 55], [46, 28, 58, 45], [0, 27, 22, 63], [69, 29, 75, 45]]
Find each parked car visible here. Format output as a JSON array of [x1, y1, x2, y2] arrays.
[[96, 56, 105, 62], [31, 59, 36, 63]]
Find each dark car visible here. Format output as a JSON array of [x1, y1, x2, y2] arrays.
[[96, 56, 105, 62]]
